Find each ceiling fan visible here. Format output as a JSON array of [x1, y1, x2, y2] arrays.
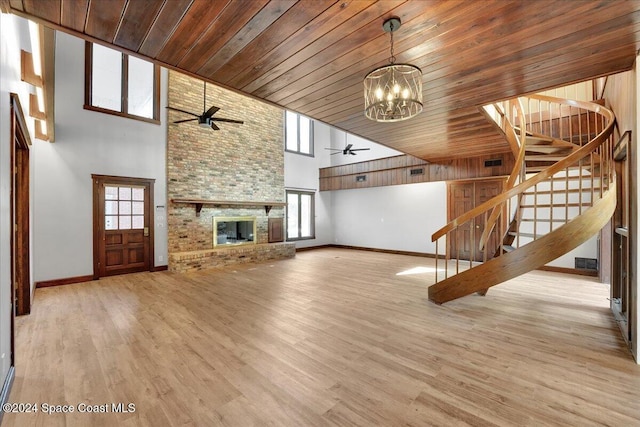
[[325, 143, 370, 156], [166, 81, 244, 130]]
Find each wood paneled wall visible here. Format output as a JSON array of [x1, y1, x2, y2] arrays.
[[319, 153, 514, 191]]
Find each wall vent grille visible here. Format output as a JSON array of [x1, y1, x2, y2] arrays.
[[484, 159, 502, 167]]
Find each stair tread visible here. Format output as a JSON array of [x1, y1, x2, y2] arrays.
[[525, 154, 576, 161], [520, 218, 567, 222], [520, 203, 591, 208], [525, 146, 574, 154], [508, 231, 545, 238]]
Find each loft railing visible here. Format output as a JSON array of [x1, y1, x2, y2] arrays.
[[431, 94, 615, 283]]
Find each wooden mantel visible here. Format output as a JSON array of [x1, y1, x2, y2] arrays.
[[172, 198, 286, 216]]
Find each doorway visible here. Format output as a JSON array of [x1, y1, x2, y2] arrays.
[[10, 93, 31, 317], [447, 179, 505, 262], [92, 175, 154, 278], [611, 131, 631, 345]]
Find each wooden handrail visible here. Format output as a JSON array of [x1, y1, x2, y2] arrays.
[[432, 95, 614, 242]]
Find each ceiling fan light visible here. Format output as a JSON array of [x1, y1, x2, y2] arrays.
[[198, 116, 210, 128]]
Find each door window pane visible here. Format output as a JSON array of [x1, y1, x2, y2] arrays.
[[119, 187, 131, 200], [132, 201, 144, 215], [105, 216, 118, 230], [105, 201, 118, 215], [119, 201, 132, 215], [132, 187, 144, 200], [105, 186, 118, 200], [119, 216, 131, 229], [132, 216, 144, 229]]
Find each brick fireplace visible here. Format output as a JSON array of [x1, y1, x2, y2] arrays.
[[167, 71, 295, 272]]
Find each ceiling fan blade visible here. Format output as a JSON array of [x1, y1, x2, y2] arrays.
[[210, 122, 220, 131], [349, 151, 357, 155], [325, 148, 342, 151], [350, 148, 370, 151], [344, 143, 353, 150], [211, 117, 244, 124], [166, 106, 199, 117], [204, 105, 220, 118], [173, 118, 199, 124], [330, 151, 342, 155]]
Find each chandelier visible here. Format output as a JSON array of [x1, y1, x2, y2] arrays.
[[364, 18, 423, 122]]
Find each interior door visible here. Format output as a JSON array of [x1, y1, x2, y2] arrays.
[[93, 175, 154, 278], [448, 182, 474, 260], [474, 180, 504, 261], [448, 179, 504, 262]]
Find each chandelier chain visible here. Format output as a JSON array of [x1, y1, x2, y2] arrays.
[[389, 21, 396, 64]]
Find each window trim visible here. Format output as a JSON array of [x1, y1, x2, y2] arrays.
[[284, 111, 314, 157], [286, 190, 316, 241], [84, 42, 161, 124]]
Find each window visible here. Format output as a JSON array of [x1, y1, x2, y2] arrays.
[[286, 190, 315, 240], [85, 42, 160, 123], [285, 111, 313, 155], [104, 185, 145, 230]]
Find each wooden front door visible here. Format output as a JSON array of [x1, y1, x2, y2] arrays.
[[448, 179, 505, 262], [93, 175, 154, 278]]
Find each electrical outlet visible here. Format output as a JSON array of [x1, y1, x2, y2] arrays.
[[159, 255, 164, 262]]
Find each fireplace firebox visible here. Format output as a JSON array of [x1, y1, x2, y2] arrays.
[[213, 216, 256, 247]]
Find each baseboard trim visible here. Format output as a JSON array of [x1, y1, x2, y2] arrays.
[[36, 274, 95, 288], [537, 265, 598, 277], [328, 244, 436, 258], [295, 245, 332, 252], [0, 366, 15, 424], [152, 265, 168, 272]]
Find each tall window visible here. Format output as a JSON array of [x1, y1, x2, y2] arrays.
[[286, 190, 315, 240], [85, 42, 160, 123], [285, 111, 313, 156]]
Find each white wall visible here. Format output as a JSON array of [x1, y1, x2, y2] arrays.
[[33, 31, 168, 282], [332, 182, 446, 254], [0, 12, 38, 395]]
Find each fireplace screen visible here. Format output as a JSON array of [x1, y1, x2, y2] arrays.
[[213, 216, 257, 247]]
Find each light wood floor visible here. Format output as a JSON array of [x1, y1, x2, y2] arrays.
[[4, 248, 640, 426]]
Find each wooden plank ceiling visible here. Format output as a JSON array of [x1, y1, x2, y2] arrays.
[[4, 0, 640, 162]]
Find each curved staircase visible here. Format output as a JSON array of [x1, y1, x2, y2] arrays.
[[429, 95, 616, 304]]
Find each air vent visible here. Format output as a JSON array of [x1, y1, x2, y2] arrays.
[[575, 257, 598, 271], [410, 168, 424, 176], [356, 175, 367, 182], [484, 159, 502, 167]]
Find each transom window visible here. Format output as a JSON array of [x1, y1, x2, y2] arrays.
[[285, 111, 313, 156], [85, 42, 160, 123], [104, 185, 145, 230], [286, 190, 315, 240]]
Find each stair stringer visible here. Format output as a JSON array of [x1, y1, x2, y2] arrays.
[[428, 179, 616, 305]]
